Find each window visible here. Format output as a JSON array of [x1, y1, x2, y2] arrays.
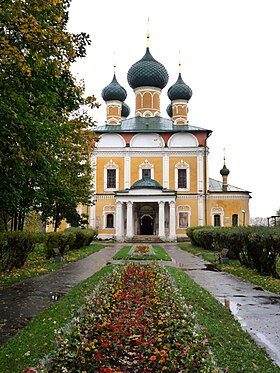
[[107, 169, 116, 188], [232, 214, 238, 227], [214, 214, 221, 227], [175, 160, 190, 190], [142, 168, 151, 178], [178, 169, 187, 188], [106, 214, 114, 228], [104, 160, 119, 191], [179, 212, 188, 228]]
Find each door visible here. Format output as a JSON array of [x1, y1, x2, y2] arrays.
[[140, 215, 153, 235]]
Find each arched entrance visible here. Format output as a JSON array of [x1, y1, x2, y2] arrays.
[[140, 215, 154, 235]]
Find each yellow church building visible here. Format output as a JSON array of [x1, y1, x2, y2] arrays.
[[86, 43, 251, 241]]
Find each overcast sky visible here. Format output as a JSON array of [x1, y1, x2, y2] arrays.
[[68, 0, 280, 219]]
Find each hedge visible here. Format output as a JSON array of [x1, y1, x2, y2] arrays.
[[186, 226, 280, 278]]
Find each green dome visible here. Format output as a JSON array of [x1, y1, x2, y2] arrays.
[[121, 102, 130, 118], [168, 73, 192, 101], [130, 175, 163, 190], [102, 74, 127, 102], [127, 47, 169, 89], [166, 103, 172, 117], [220, 164, 230, 176]]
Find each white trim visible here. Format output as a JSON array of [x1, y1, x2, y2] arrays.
[[102, 205, 116, 229], [104, 160, 119, 191], [177, 205, 191, 228], [175, 160, 190, 191], [210, 206, 224, 227], [163, 154, 169, 188], [124, 155, 131, 189], [138, 159, 154, 179]]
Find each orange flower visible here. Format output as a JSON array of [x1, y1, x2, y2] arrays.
[[150, 355, 157, 361]]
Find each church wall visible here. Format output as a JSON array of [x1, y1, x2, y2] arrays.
[[168, 156, 198, 192], [207, 196, 250, 226], [130, 157, 163, 185], [95, 157, 125, 193], [94, 197, 115, 234]]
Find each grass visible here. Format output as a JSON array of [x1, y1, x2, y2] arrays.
[[0, 242, 104, 288], [0, 265, 114, 373], [178, 243, 280, 295], [168, 267, 280, 372], [112, 245, 172, 261], [1, 264, 279, 372]]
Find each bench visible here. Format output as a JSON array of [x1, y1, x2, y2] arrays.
[[53, 248, 63, 263], [214, 248, 229, 264]]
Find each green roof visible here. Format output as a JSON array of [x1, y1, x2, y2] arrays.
[[208, 178, 251, 193], [95, 116, 211, 134]]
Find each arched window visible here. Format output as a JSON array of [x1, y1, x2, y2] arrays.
[[214, 214, 221, 227], [106, 214, 114, 228], [232, 214, 238, 227]]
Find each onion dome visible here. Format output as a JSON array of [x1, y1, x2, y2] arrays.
[[101, 74, 127, 102], [127, 47, 169, 89], [130, 174, 163, 190], [167, 73, 192, 101], [220, 163, 230, 177], [121, 102, 130, 118], [166, 103, 172, 117]]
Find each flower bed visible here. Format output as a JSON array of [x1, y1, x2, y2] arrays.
[[24, 263, 218, 372], [128, 244, 155, 257]]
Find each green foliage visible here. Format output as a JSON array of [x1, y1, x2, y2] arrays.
[[0, 0, 98, 231], [64, 228, 98, 250], [186, 226, 280, 278], [112, 246, 171, 261], [0, 231, 44, 272], [45, 231, 76, 259]]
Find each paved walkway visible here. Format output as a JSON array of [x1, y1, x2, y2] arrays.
[[1, 243, 280, 368]]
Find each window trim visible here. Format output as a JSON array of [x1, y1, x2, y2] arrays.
[[175, 160, 190, 191], [104, 160, 119, 191]]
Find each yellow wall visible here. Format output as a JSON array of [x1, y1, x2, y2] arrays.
[[130, 157, 163, 185], [169, 157, 197, 192], [207, 197, 250, 226], [95, 157, 124, 193]]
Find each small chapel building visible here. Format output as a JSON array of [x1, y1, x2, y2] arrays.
[[86, 42, 251, 241]]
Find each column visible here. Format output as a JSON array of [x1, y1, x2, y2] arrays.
[[169, 200, 176, 241], [158, 201, 165, 239], [126, 201, 133, 238], [198, 194, 204, 226], [115, 201, 124, 240]]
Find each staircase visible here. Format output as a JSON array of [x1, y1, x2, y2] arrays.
[[126, 235, 164, 243]]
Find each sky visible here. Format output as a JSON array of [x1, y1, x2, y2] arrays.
[[67, 0, 280, 219]]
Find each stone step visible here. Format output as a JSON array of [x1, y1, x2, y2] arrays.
[[125, 235, 164, 243]]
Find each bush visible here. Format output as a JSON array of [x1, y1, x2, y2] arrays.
[[64, 228, 98, 250], [187, 226, 280, 278], [0, 231, 43, 272], [45, 231, 76, 259]]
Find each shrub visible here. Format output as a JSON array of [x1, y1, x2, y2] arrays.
[[45, 231, 76, 259], [64, 228, 98, 250], [0, 231, 43, 272]]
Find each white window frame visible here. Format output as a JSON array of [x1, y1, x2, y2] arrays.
[[139, 159, 154, 179], [210, 207, 224, 227], [104, 160, 119, 191], [177, 205, 191, 228], [103, 205, 116, 229], [175, 160, 190, 191]]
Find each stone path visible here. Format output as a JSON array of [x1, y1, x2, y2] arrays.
[[0, 242, 280, 368]]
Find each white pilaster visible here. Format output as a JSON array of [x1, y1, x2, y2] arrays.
[[163, 154, 169, 188], [89, 203, 96, 228], [124, 154, 131, 189], [198, 194, 204, 226], [158, 201, 165, 238], [126, 201, 134, 238], [197, 152, 203, 193], [169, 201, 176, 240], [115, 201, 124, 240]]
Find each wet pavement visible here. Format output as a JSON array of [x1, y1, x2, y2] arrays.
[[0, 242, 280, 367]]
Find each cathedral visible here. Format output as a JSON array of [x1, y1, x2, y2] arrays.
[[86, 40, 251, 241]]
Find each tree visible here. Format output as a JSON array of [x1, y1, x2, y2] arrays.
[[0, 0, 98, 230]]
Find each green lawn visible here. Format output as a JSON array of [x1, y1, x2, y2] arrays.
[[112, 245, 171, 261], [178, 243, 280, 295], [0, 242, 104, 288]]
